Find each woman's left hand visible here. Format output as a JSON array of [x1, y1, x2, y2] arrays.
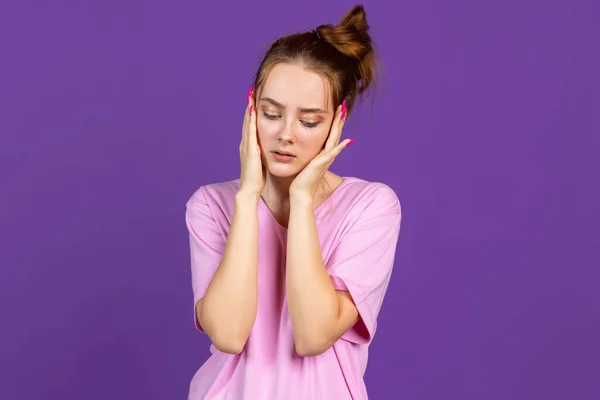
[[289, 101, 353, 199]]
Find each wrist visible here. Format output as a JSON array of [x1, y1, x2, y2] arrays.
[[235, 190, 260, 205], [289, 190, 314, 208]]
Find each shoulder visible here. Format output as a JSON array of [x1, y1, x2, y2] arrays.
[[186, 178, 240, 210], [339, 176, 401, 217]]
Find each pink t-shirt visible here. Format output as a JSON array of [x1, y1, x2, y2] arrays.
[[185, 176, 401, 399]]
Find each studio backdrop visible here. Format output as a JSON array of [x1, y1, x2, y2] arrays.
[[1, 0, 598, 399]]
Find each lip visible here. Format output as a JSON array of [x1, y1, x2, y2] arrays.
[[271, 150, 296, 163], [272, 149, 295, 157]]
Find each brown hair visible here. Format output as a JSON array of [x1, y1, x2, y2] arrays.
[[252, 4, 378, 118]]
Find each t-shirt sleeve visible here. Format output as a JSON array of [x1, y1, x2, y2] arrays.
[[327, 185, 402, 344], [185, 187, 226, 332]]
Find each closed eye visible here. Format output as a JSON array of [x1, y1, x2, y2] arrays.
[[302, 121, 320, 128], [263, 112, 320, 128], [263, 112, 280, 120]]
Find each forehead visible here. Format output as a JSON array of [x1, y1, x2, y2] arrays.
[[261, 63, 331, 109]]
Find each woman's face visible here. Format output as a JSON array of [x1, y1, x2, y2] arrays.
[[256, 63, 334, 178]]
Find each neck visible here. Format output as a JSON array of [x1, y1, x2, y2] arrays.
[[262, 173, 296, 205], [259, 171, 340, 228], [262, 171, 335, 206]]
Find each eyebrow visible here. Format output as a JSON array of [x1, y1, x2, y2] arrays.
[[259, 97, 329, 114]]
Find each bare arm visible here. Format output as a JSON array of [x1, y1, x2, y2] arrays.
[[285, 193, 359, 357], [197, 91, 263, 354], [196, 191, 260, 354]]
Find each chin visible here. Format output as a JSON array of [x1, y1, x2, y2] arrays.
[[267, 166, 299, 179], [265, 161, 301, 178]]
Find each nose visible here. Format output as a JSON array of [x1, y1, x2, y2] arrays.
[[277, 120, 296, 143]]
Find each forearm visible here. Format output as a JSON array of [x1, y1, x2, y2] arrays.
[[199, 191, 259, 353], [286, 192, 340, 355]]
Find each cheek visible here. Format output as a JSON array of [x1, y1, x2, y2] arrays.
[[314, 124, 332, 146], [257, 119, 279, 142], [298, 127, 330, 153]]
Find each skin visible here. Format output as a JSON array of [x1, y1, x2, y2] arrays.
[[256, 63, 345, 218], [197, 62, 359, 357]]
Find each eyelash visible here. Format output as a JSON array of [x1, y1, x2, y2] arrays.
[[262, 112, 320, 128]]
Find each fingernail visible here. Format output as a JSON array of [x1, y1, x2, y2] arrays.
[[347, 139, 355, 146], [340, 100, 347, 120], [247, 85, 253, 104], [249, 105, 253, 116]]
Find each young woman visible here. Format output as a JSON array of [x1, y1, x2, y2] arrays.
[[185, 5, 401, 399]]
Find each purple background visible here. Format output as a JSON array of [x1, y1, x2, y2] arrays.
[[1, 0, 598, 399]]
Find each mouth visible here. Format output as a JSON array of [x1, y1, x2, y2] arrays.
[[272, 150, 296, 157]]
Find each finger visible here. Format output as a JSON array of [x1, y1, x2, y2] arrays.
[[325, 138, 353, 163], [323, 104, 341, 152], [325, 102, 346, 152], [246, 95, 258, 152], [241, 106, 248, 143], [241, 87, 254, 148]]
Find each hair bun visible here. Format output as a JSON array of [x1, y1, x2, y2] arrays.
[[339, 4, 368, 33], [316, 5, 372, 63], [252, 4, 378, 118], [314, 5, 375, 95]]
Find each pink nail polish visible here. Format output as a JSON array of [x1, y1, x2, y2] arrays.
[[347, 139, 355, 146], [247, 85, 253, 104], [249, 105, 253, 116], [340, 100, 347, 120]]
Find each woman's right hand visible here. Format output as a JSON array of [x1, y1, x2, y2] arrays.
[[238, 86, 265, 197]]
